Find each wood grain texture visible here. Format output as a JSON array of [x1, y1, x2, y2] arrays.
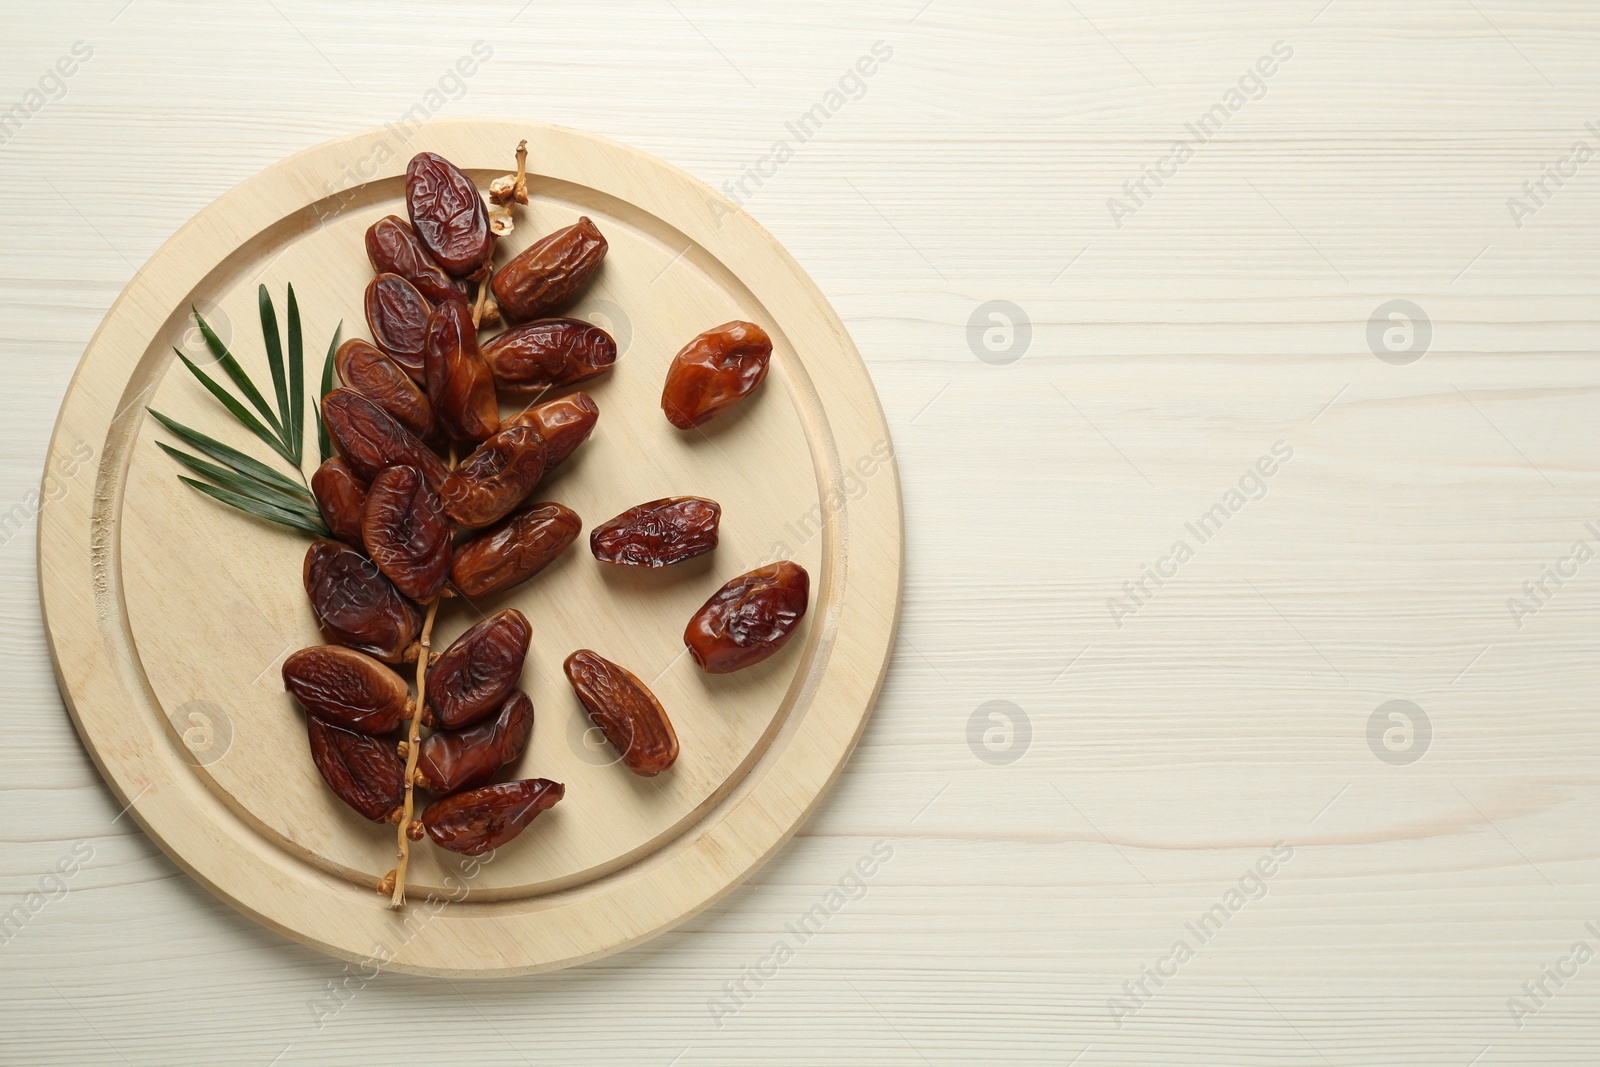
[[2, 0, 1597, 1061]]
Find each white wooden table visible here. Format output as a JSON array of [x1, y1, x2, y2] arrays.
[[2, 2, 1596, 1063]]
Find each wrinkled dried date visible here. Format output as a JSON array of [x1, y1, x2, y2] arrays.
[[362, 466, 452, 602], [660, 321, 773, 429], [422, 778, 564, 855], [449, 502, 581, 598], [590, 496, 720, 568], [684, 560, 809, 674], [481, 318, 616, 393], [504, 391, 598, 469], [425, 609, 532, 729], [563, 650, 678, 777], [303, 539, 421, 663], [336, 338, 438, 442], [439, 426, 547, 530], [424, 297, 500, 444], [283, 645, 411, 735], [365, 214, 465, 304], [364, 273, 432, 382], [406, 152, 495, 278], [308, 716, 405, 823], [489, 216, 607, 323], [311, 457, 368, 547], [417, 690, 534, 796], [322, 388, 450, 493]]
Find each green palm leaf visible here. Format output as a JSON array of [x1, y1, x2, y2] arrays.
[[157, 288, 343, 542], [317, 322, 340, 464], [287, 284, 305, 464], [173, 351, 298, 467], [259, 285, 290, 449], [194, 308, 284, 438], [148, 409, 312, 503], [157, 443, 324, 522], [179, 477, 329, 537]]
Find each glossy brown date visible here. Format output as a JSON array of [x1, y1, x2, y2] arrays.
[[417, 690, 534, 796], [303, 539, 421, 663], [449, 503, 581, 599], [365, 214, 465, 304], [406, 151, 495, 278], [684, 560, 809, 674], [563, 650, 678, 777], [424, 297, 500, 444], [308, 716, 405, 823], [481, 318, 616, 393], [311, 457, 368, 548], [489, 216, 607, 323], [323, 389, 450, 493], [504, 391, 598, 469], [362, 466, 452, 602], [590, 496, 720, 568], [422, 778, 564, 855], [439, 426, 547, 530], [425, 608, 531, 729], [283, 645, 411, 735], [364, 273, 432, 383], [335, 338, 438, 442], [660, 321, 773, 429]]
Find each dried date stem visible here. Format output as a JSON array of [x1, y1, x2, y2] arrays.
[[471, 257, 495, 330], [488, 139, 530, 237], [388, 443, 461, 907], [389, 594, 440, 908]]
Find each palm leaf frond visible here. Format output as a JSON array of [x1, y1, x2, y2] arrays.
[[259, 285, 290, 457], [156, 289, 342, 539], [180, 477, 329, 537], [157, 443, 323, 522], [148, 408, 312, 503], [286, 284, 305, 464], [173, 351, 297, 467], [194, 308, 283, 437], [317, 322, 340, 464]]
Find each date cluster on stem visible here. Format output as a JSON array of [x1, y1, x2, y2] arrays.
[[280, 144, 812, 905]]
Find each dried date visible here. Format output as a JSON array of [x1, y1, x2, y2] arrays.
[[303, 539, 421, 663], [425, 609, 532, 729], [322, 388, 450, 493], [311, 457, 368, 548], [417, 690, 534, 796], [590, 496, 720, 567], [283, 645, 411, 735], [439, 426, 547, 530], [449, 503, 581, 598], [308, 716, 405, 823], [504, 391, 598, 469], [563, 650, 678, 776], [362, 465, 452, 602], [422, 778, 564, 855], [684, 561, 809, 673], [424, 297, 500, 444], [406, 151, 495, 278], [489, 216, 607, 323], [336, 338, 438, 442], [660, 321, 773, 429], [365, 214, 465, 304], [364, 273, 432, 383], [481, 318, 616, 393]]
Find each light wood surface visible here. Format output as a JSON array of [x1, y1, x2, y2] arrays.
[[40, 120, 901, 974], [3, 0, 1598, 1061]]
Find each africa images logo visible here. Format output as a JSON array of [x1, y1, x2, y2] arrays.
[[1106, 41, 1293, 228]]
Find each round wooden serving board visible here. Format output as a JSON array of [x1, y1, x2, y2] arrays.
[[38, 121, 902, 976]]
